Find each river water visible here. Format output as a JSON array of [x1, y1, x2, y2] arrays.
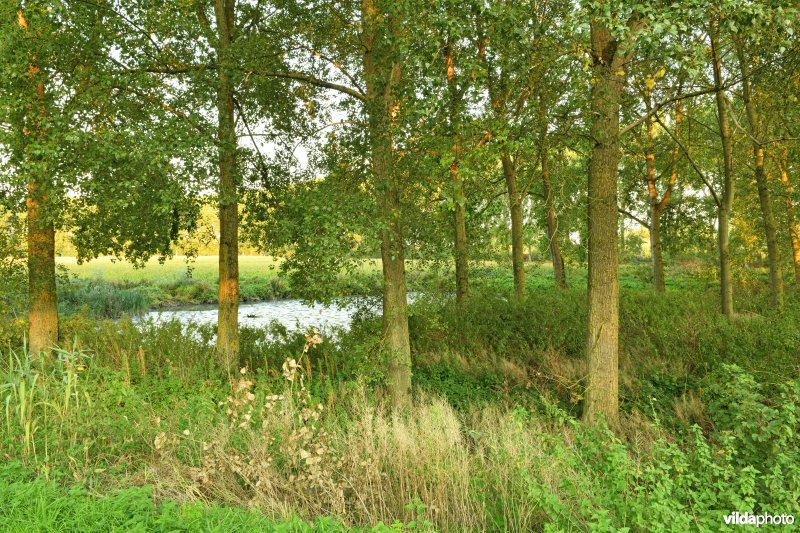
[[138, 298, 363, 336], [137, 293, 422, 340]]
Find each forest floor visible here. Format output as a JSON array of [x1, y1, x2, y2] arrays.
[[2, 266, 797, 531]]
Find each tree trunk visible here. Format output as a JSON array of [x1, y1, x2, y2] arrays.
[[790, 215, 800, 286], [583, 20, 625, 426], [502, 154, 526, 298], [363, 0, 411, 408], [453, 171, 469, 304], [753, 146, 782, 307], [736, 41, 783, 308], [644, 113, 666, 292], [778, 148, 800, 285], [379, 197, 411, 408], [215, 0, 239, 376], [711, 25, 735, 318], [541, 136, 567, 288], [19, 9, 58, 358], [649, 206, 665, 292], [644, 99, 681, 292], [444, 41, 469, 305], [27, 182, 58, 357]]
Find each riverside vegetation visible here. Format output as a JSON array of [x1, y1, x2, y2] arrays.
[[2, 264, 800, 530]]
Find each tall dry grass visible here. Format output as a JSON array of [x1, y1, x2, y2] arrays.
[[139, 347, 572, 532]]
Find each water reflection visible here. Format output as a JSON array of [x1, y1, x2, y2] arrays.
[[138, 298, 360, 336]]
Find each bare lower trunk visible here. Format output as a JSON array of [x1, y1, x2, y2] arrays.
[[215, 0, 239, 375], [736, 41, 783, 308], [790, 218, 800, 286], [27, 183, 58, 357], [650, 207, 665, 291], [217, 200, 239, 375], [711, 25, 735, 318], [363, 0, 410, 408], [718, 208, 733, 315], [778, 150, 800, 285], [453, 179, 469, 304], [753, 149, 782, 307], [380, 199, 411, 407], [583, 20, 625, 426], [541, 143, 566, 288], [502, 154, 526, 298], [644, 113, 666, 292]]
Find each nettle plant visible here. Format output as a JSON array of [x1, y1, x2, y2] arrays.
[[702, 364, 800, 513]]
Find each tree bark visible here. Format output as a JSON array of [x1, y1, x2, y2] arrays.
[[736, 41, 783, 308], [583, 20, 625, 426], [502, 154, 526, 298], [778, 148, 800, 285], [215, 0, 239, 376], [19, 9, 58, 357], [541, 133, 567, 288], [27, 182, 58, 357], [362, 0, 411, 408], [644, 99, 681, 292], [711, 25, 735, 318], [452, 166, 469, 304], [444, 41, 469, 305], [642, 114, 665, 293], [649, 207, 665, 291]]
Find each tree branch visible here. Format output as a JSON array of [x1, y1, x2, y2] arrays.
[[620, 86, 720, 137], [654, 113, 720, 207], [245, 69, 365, 101], [618, 208, 648, 227]]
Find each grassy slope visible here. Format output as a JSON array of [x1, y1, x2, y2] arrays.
[[59, 256, 711, 290], [58, 256, 387, 281]]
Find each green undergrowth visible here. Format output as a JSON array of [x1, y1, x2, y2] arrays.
[[2, 285, 800, 530], [0, 462, 347, 532], [410, 287, 800, 409], [2, 343, 798, 531]]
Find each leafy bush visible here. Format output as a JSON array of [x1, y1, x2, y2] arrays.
[[703, 364, 800, 512], [498, 368, 800, 531], [413, 362, 503, 411]]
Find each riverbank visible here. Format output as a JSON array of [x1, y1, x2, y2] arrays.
[[56, 256, 716, 319], [3, 287, 799, 531], [54, 255, 719, 319], [56, 256, 387, 317]]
